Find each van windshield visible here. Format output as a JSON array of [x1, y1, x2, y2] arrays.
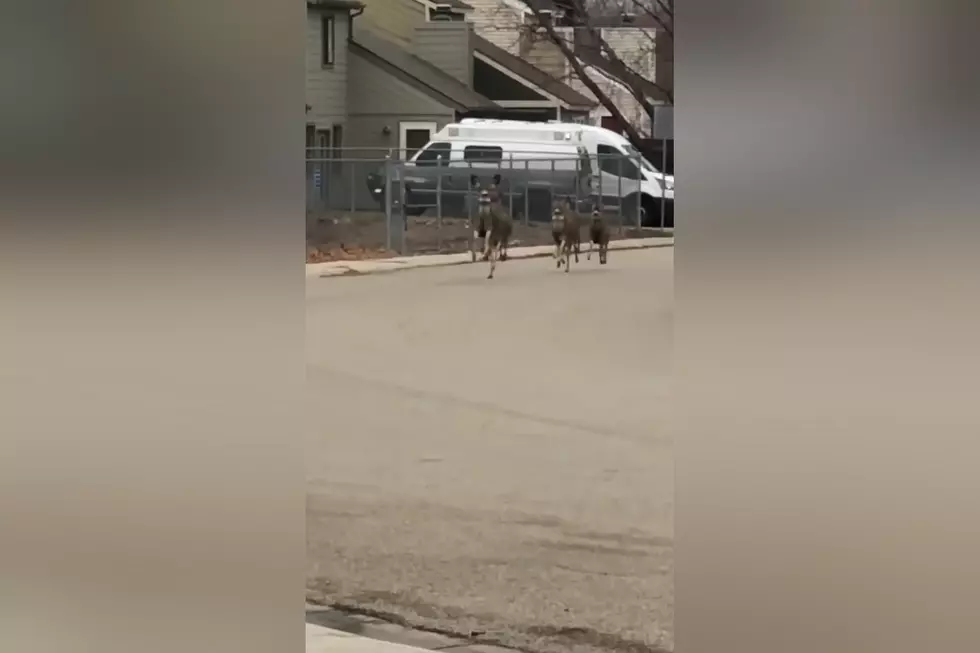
[[623, 144, 660, 174]]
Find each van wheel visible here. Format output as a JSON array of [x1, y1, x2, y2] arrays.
[[640, 195, 673, 229], [622, 194, 646, 226]]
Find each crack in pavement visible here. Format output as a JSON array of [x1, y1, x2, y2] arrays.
[[307, 365, 669, 446]]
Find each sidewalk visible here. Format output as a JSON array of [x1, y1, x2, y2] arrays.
[[306, 605, 516, 653], [306, 623, 428, 653], [306, 236, 673, 279]]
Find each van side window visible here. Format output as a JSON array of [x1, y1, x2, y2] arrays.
[[597, 144, 642, 180], [414, 142, 451, 167], [463, 145, 503, 164]]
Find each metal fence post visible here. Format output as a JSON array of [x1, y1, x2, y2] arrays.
[[617, 154, 623, 227], [466, 161, 475, 262], [349, 159, 356, 213], [660, 140, 668, 230], [523, 159, 530, 226], [596, 154, 604, 226], [398, 162, 408, 256], [384, 154, 393, 252], [436, 161, 443, 253], [508, 152, 514, 218], [550, 158, 556, 216], [634, 154, 642, 230]]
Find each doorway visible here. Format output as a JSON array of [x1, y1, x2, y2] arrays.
[[399, 121, 438, 161]]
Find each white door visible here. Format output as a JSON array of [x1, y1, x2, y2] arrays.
[[399, 121, 438, 161]]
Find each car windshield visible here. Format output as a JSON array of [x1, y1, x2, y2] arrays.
[[623, 144, 660, 174]]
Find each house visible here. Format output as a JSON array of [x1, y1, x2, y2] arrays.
[[306, 0, 597, 211], [461, 0, 672, 137]]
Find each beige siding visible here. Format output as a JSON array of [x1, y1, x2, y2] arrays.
[[465, 0, 525, 53], [464, 1, 662, 133], [347, 114, 451, 154], [306, 10, 350, 126], [520, 33, 568, 79], [600, 27, 656, 81], [412, 23, 473, 85], [565, 64, 654, 136], [358, 0, 426, 48]]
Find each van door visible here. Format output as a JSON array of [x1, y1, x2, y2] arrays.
[[596, 143, 644, 207], [575, 145, 594, 206]]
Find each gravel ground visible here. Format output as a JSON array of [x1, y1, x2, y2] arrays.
[[306, 248, 674, 653]]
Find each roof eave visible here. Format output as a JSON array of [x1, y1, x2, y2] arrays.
[[307, 0, 365, 11]]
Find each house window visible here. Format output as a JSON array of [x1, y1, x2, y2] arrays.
[[321, 16, 335, 66], [427, 7, 466, 21], [463, 145, 503, 164]]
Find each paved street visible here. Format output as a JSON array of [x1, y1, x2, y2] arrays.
[[306, 248, 674, 653]]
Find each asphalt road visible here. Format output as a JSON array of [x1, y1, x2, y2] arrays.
[[306, 248, 674, 653]]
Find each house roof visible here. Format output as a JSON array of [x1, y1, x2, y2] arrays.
[[472, 35, 596, 110], [307, 0, 365, 10], [351, 30, 498, 111]]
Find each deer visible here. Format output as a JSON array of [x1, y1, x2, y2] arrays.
[[550, 196, 582, 273], [472, 174, 513, 279], [586, 206, 610, 265]]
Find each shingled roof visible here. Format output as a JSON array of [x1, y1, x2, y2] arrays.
[[351, 30, 498, 111], [472, 35, 596, 110]]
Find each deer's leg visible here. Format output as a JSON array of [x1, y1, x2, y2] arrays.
[[487, 243, 497, 279], [471, 224, 481, 262], [588, 240, 593, 260]]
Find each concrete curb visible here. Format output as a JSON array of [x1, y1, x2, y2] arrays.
[[307, 623, 431, 653], [306, 237, 673, 279], [306, 604, 520, 653]]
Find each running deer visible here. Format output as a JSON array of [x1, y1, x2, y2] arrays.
[[472, 175, 513, 279], [587, 207, 610, 265], [550, 196, 582, 273]]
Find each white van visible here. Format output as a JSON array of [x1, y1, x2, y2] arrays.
[[450, 119, 673, 198], [399, 119, 673, 224]]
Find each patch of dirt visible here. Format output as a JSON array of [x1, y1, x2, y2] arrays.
[[306, 245, 397, 263], [306, 210, 672, 262]]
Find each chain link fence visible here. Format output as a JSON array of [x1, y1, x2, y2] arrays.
[[306, 147, 673, 261]]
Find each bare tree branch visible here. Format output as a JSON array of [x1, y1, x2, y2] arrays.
[[487, 0, 673, 145], [531, 11, 649, 146], [628, 0, 673, 38]]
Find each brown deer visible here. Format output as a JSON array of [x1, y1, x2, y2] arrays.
[[550, 196, 581, 273], [472, 175, 513, 279], [587, 206, 610, 265]]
